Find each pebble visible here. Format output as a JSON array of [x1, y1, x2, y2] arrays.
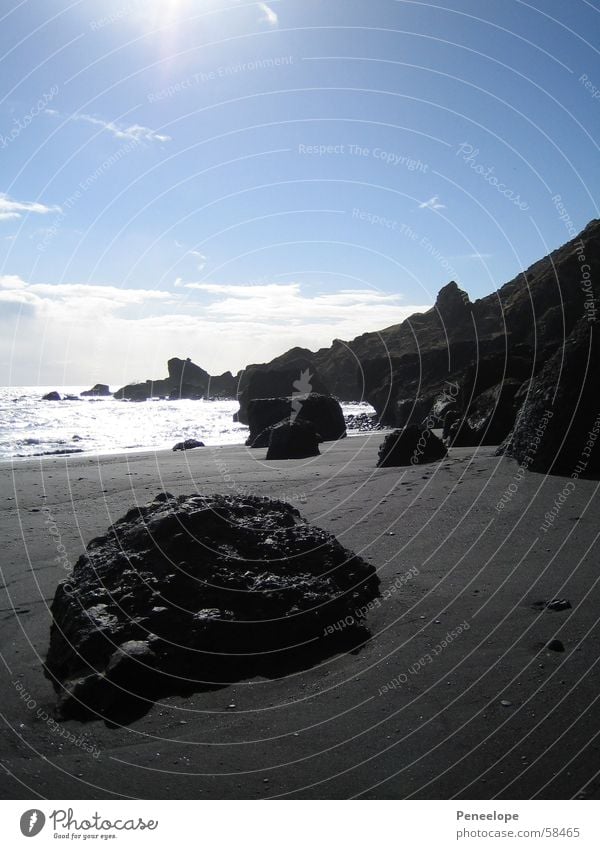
[[227, 703, 236, 710], [547, 639, 565, 652], [500, 699, 512, 707]]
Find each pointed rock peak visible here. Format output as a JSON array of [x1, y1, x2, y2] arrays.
[[435, 281, 471, 311]]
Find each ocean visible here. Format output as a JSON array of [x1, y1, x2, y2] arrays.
[[0, 387, 374, 461]]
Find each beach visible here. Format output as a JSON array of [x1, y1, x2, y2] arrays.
[[0, 435, 598, 800]]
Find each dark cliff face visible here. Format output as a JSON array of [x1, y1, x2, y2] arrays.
[[500, 317, 600, 475], [235, 220, 599, 428], [113, 221, 599, 436]]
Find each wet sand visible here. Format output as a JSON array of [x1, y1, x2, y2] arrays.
[[0, 435, 599, 799]]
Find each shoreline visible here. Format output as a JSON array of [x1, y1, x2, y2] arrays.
[[1, 425, 384, 466], [1, 435, 599, 799]]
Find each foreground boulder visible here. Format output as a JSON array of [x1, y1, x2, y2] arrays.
[[81, 383, 111, 397], [377, 425, 447, 467], [42, 391, 61, 401], [266, 420, 320, 460], [247, 393, 346, 447], [172, 438, 205, 451], [45, 494, 380, 719], [501, 318, 600, 475]]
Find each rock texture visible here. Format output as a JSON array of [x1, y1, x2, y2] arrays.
[[45, 494, 380, 719], [500, 318, 600, 475], [266, 420, 320, 460], [377, 426, 448, 467], [246, 394, 346, 448], [232, 221, 599, 446]]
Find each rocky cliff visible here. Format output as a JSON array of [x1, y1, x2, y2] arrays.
[[236, 220, 599, 430]]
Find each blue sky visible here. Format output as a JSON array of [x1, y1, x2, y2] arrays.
[[1, 0, 598, 385]]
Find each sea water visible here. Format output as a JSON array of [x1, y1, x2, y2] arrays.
[[0, 387, 373, 460]]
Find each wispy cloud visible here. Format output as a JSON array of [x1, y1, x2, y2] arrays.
[[0, 193, 61, 222], [418, 196, 446, 210], [174, 240, 207, 271], [258, 2, 278, 26], [46, 110, 171, 143], [189, 250, 207, 271]]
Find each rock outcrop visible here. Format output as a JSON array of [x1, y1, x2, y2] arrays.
[[81, 384, 111, 397], [114, 357, 237, 401], [45, 494, 380, 719], [246, 394, 346, 448], [41, 391, 61, 401], [113, 379, 172, 401], [231, 221, 599, 455], [376, 426, 447, 467], [266, 420, 320, 460]]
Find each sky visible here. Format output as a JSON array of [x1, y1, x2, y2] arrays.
[[0, 0, 598, 386]]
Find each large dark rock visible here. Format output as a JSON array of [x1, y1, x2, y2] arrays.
[[167, 357, 210, 399], [266, 420, 320, 460], [42, 391, 61, 401], [45, 494, 380, 720], [246, 393, 346, 448], [377, 425, 448, 467], [447, 417, 479, 447], [501, 318, 600, 476], [168, 358, 236, 399], [81, 383, 111, 397], [114, 358, 237, 401], [246, 398, 290, 447], [236, 358, 330, 425]]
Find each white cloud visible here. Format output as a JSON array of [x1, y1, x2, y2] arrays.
[[0, 275, 431, 384], [46, 110, 171, 143], [418, 196, 446, 210], [258, 2, 278, 26], [0, 193, 61, 221], [189, 250, 207, 271]]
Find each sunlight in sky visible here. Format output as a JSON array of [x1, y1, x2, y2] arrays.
[[0, 0, 597, 382]]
